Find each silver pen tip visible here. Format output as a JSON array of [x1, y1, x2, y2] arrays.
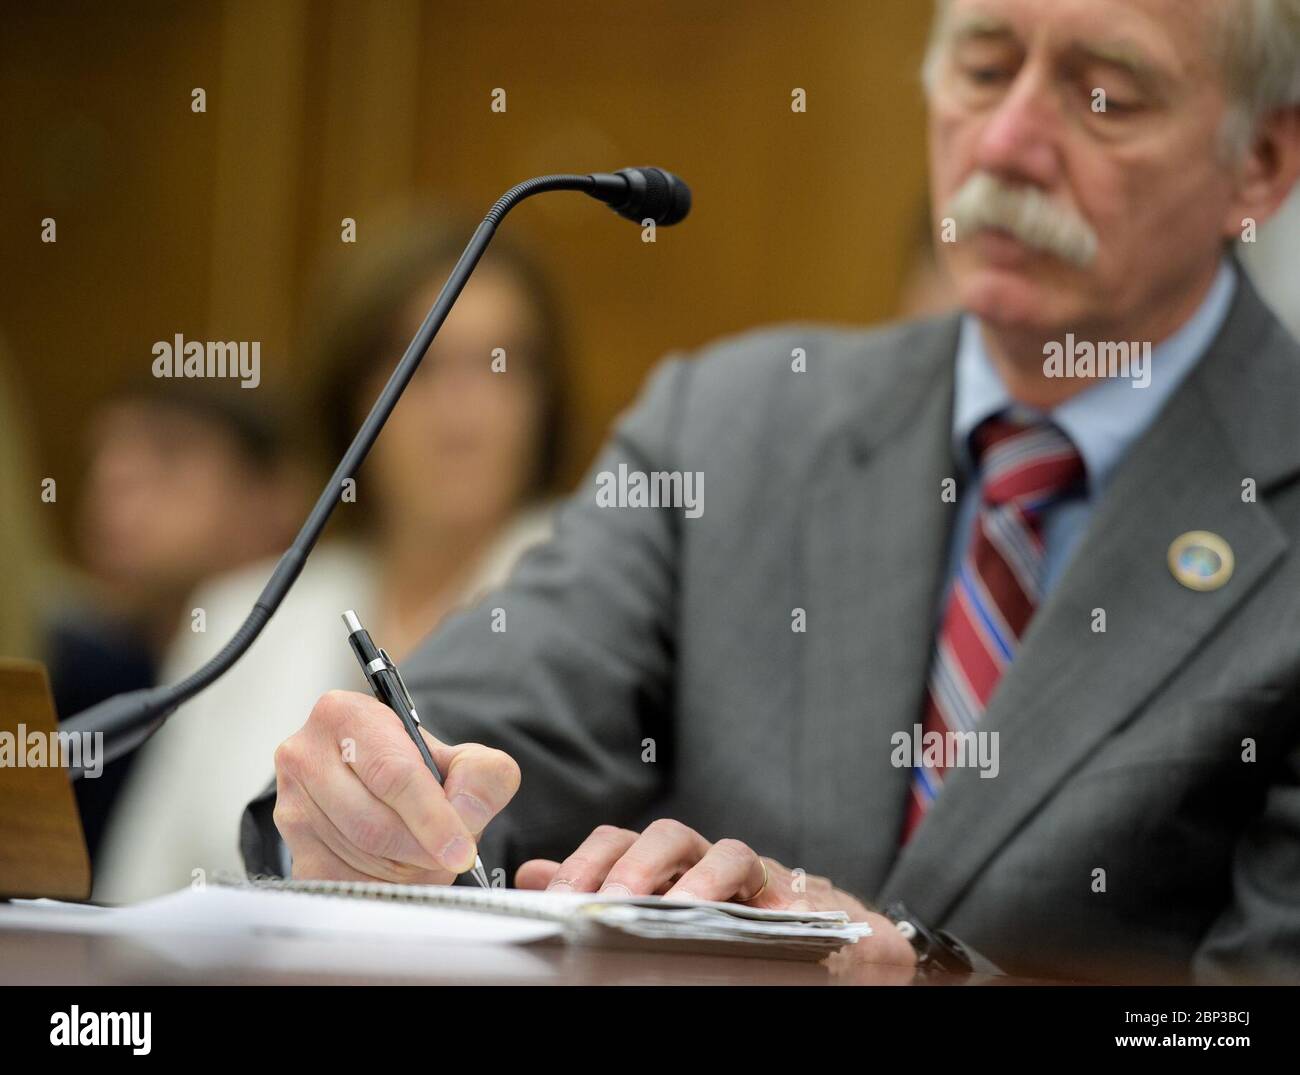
[[471, 857, 491, 889], [341, 609, 362, 633]]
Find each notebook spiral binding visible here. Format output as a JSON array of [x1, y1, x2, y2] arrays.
[[215, 872, 569, 923]]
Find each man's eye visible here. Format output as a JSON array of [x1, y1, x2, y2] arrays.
[[1075, 68, 1149, 117], [962, 64, 1011, 85], [1089, 90, 1142, 115]]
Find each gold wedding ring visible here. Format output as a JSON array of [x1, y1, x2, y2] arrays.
[[739, 857, 770, 903]]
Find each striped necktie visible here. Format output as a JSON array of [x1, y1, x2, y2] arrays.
[[900, 415, 1085, 845]]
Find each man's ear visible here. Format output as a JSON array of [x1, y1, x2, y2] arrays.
[[1223, 105, 1300, 238]]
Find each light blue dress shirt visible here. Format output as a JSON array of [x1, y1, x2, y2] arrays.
[[945, 259, 1239, 600]]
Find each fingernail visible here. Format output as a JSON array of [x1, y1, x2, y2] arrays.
[[439, 836, 476, 873], [547, 879, 574, 892], [599, 883, 632, 897], [450, 793, 492, 834]]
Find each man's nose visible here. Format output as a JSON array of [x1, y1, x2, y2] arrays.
[[973, 64, 1061, 188]]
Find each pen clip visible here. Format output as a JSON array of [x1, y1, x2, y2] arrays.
[[379, 648, 420, 722]]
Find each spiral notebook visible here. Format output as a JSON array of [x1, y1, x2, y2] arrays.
[[207, 876, 873, 961]]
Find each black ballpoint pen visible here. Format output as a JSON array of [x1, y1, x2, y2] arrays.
[[342, 609, 490, 889]]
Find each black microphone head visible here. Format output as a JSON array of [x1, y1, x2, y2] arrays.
[[588, 167, 691, 226]]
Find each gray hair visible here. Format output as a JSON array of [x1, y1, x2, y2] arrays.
[[1219, 0, 1300, 153], [923, 0, 1300, 157]]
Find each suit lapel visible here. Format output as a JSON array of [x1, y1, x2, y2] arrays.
[[880, 276, 1297, 923], [797, 317, 961, 896]]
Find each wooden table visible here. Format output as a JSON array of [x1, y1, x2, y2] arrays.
[[0, 923, 1034, 985]]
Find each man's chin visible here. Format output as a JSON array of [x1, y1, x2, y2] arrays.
[[953, 267, 1084, 339]]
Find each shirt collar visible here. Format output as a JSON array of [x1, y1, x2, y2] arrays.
[[952, 258, 1238, 496]]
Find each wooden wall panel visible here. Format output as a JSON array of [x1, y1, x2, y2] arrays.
[[0, 0, 933, 553]]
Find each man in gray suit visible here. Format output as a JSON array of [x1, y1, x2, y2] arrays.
[[245, 0, 1300, 982]]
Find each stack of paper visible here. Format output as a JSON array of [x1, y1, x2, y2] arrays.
[[1, 879, 872, 962], [238, 878, 873, 960]]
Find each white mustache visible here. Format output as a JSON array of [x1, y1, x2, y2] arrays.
[[945, 173, 1099, 268]]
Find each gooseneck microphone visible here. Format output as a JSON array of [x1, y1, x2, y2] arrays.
[[588, 168, 691, 226], [61, 167, 691, 774]]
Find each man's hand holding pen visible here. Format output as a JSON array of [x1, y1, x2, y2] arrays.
[[271, 688, 915, 970], [273, 689, 519, 884]]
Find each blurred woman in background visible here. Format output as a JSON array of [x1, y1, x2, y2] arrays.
[[95, 208, 570, 901]]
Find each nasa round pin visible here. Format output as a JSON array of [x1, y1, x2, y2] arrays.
[[1168, 531, 1234, 592]]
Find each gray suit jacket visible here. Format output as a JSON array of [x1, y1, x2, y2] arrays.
[[243, 272, 1300, 983]]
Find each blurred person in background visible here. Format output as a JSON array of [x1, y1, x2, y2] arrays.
[[2, 344, 170, 866], [77, 379, 306, 659], [67, 379, 305, 861], [1, 349, 288, 863], [94, 209, 568, 901]]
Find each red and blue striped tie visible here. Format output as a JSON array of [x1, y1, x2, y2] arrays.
[[900, 415, 1084, 845]]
